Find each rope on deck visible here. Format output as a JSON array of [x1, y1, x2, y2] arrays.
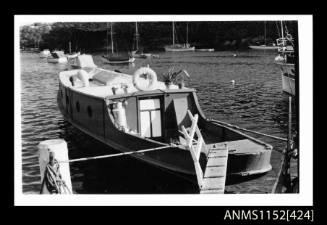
[[58, 145, 174, 164], [210, 119, 288, 142]]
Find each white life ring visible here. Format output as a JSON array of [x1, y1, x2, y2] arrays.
[[133, 67, 157, 91]]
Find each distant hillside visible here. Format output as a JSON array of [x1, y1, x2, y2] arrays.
[[20, 21, 298, 52]]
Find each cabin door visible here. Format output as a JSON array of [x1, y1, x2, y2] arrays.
[[139, 99, 162, 138]]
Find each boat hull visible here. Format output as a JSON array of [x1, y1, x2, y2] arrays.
[[103, 56, 135, 64], [58, 95, 272, 178], [164, 46, 195, 52], [47, 57, 68, 64], [282, 73, 295, 96], [67, 52, 81, 59], [249, 45, 278, 50], [276, 62, 296, 96], [195, 48, 214, 52]]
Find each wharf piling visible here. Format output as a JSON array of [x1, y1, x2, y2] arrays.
[[38, 139, 72, 194]]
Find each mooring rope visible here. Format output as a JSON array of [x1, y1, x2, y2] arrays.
[[58, 145, 174, 164], [209, 119, 288, 142], [40, 158, 72, 194]]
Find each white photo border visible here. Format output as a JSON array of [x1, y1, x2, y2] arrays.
[[14, 14, 313, 206]]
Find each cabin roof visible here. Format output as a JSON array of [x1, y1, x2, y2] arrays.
[[59, 68, 195, 99]]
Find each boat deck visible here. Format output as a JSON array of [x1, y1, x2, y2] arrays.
[[206, 139, 268, 154], [59, 68, 187, 98]]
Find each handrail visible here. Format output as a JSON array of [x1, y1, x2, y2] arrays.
[[209, 119, 287, 142]]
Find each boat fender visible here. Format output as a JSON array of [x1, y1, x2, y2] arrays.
[[112, 102, 128, 130], [133, 67, 157, 91], [77, 69, 90, 87]]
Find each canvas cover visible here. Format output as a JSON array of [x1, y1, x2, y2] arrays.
[[77, 55, 97, 68], [92, 70, 133, 86]]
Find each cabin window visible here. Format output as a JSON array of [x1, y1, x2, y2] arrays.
[[76, 101, 80, 112], [87, 106, 93, 117], [139, 99, 162, 138]]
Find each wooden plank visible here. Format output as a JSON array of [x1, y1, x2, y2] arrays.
[[204, 166, 227, 178], [208, 150, 228, 158], [202, 177, 226, 190], [209, 147, 227, 151], [200, 189, 224, 194], [206, 157, 228, 167], [199, 145, 228, 194]]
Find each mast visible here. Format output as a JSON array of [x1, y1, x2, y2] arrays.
[[135, 22, 139, 50], [110, 22, 114, 54], [264, 21, 266, 45], [69, 41, 71, 54], [281, 21, 284, 39], [106, 23, 109, 56], [186, 22, 189, 44], [172, 21, 175, 46]]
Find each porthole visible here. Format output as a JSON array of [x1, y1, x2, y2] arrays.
[[87, 106, 92, 117], [76, 101, 80, 112]]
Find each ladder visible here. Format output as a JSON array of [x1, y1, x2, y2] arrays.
[[181, 110, 229, 194]]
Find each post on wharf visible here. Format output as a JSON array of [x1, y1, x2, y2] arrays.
[[38, 139, 72, 194]]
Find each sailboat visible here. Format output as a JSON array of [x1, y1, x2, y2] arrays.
[[131, 22, 154, 58], [102, 22, 135, 64], [164, 22, 195, 52], [275, 21, 296, 96], [249, 21, 279, 50], [66, 41, 80, 59]]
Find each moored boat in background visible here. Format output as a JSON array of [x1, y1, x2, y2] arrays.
[[47, 51, 68, 64], [165, 22, 195, 52], [249, 21, 279, 50], [275, 21, 296, 96], [40, 49, 51, 58], [67, 51, 81, 59], [102, 22, 135, 64]]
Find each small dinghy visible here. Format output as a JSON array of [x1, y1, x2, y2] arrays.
[[58, 56, 272, 180], [40, 49, 51, 58], [47, 51, 68, 64], [102, 54, 135, 64]]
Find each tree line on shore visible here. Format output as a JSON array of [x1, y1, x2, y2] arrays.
[[20, 21, 297, 52]]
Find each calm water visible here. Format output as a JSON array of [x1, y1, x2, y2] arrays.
[[20, 50, 297, 194]]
